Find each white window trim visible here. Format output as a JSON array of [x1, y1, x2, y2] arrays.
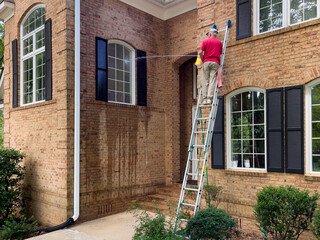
[[20, 4, 46, 107], [253, 0, 320, 36], [193, 64, 197, 100], [108, 40, 136, 105], [306, 78, 320, 174], [226, 87, 267, 171]]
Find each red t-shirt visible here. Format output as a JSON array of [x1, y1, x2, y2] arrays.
[[200, 37, 222, 64]]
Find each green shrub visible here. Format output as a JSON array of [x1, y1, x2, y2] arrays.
[[0, 215, 37, 240], [131, 200, 183, 240], [312, 210, 320, 239], [0, 148, 25, 223], [185, 207, 237, 240], [254, 185, 319, 240], [203, 184, 222, 208]]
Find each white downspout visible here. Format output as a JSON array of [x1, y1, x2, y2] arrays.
[[73, 0, 80, 222]]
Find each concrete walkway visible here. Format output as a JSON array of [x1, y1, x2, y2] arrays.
[[29, 211, 139, 240]]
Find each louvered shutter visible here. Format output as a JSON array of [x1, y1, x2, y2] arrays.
[[96, 37, 108, 102], [267, 88, 284, 172], [137, 50, 147, 106], [236, 0, 251, 40], [212, 96, 225, 169], [285, 85, 304, 174], [45, 19, 52, 100], [12, 39, 18, 108]]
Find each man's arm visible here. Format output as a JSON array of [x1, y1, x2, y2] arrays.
[[198, 49, 204, 61]]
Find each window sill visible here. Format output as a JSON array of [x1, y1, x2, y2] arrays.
[[305, 174, 320, 182], [225, 169, 267, 177], [10, 99, 57, 112], [231, 18, 320, 47]]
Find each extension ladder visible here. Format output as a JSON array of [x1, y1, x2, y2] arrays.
[[174, 20, 231, 233]]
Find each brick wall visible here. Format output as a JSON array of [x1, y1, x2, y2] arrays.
[[197, 0, 320, 238], [3, 0, 75, 226], [78, 0, 198, 221]]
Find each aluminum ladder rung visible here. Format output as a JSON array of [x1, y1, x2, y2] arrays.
[[194, 130, 207, 133], [199, 104, 211, 108], [197, 117, 210, 120], [187, 172, 203, 176], [192, 144, 205, 148], [179, 218, 189, 222], [190, 158, 205, 161], [181, 202, 196, 207], [184, 187, 198, 191]]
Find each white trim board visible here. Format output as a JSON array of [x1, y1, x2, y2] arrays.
[[120, 0, 197, 20], [0, 1, 14, 22]]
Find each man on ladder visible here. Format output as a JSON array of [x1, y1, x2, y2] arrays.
[[198, 27, 222, 105]]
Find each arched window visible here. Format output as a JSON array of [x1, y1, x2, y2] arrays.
[[226, 88, 266, 170], [306, 78, 320, 173], [107, 40, 135, 104], [20, 5, 46, 105]]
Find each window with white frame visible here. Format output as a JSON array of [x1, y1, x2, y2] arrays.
[[108, 41, 135, 104], [21, 5, 46, 105], [227, 88, 266, 170], [306, 79, 320, 173], [255, 0, 320, 34]]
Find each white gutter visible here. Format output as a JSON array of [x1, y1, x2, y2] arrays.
[[72, 0, 80, 221]]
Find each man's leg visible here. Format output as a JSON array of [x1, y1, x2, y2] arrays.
[[201, 62, 210, 102], [207, 62, 220, 101]]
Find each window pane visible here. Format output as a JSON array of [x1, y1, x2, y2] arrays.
[[232, 154, 242, 167], [23, 58, 33, 104], [254, 155, 265, 169], [313, 156, 320, 172], [312, 122, 320, 137], [108, 57, 115, 68], [109, 80, 115, 90], [36, 53, 45, 101], [243, 155, 253, 168], [232, 140, 241, 153], [125, 72, 130, 82], [254, 125, 265, 138], [243, 112, 252, 125], [108, 68, 115, 79], [23, 36, 33, 55], [232, 126, 241, 139], [125, 83, 130, 93], [109, 44, 115, 57], [254, 110, 264, 124], [255, 140, 265, 153], [117, 59, 123, 69], [232, 94, 241, 111], [242, 92, 252, 110], [242, 126, 252, 139], [312, 105, 320, 121], [312, 85, 320, 104], [116, 92, 123, 102], [125, 94, 131, 104], [117, 81, 123, 92], [304, 2, 317, 21], [116, 70, 123, 81], [36, 29, 45, 49], [254, 92, 264, 110], [108, 90, 115, 101], [243, 140, 253, 153], [116, 44, 123, 58], [261, 0, 271, 8], [312, 139, 320, 154], [231, 112, 241, 125]]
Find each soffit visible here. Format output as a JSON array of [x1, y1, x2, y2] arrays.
[[120, 0, 197, 20]]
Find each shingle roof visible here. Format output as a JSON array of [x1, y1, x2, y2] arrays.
[[0, 0, 15, 3]]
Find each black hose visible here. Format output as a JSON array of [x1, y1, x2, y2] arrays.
[[36, 217, 74, 233]]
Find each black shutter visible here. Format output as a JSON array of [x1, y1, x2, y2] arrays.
[[267, 88, 284, 172], [236, 0, 251, 40], [45, 19, 52, 101], [285, 85, 304, 174], [96, 37, 108, 102], [12, 39, 18, 108], [212, 96, 225, 169], [137, 50, 147, 106]]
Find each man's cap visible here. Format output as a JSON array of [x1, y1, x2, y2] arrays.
[[206, 24, 218, 36]]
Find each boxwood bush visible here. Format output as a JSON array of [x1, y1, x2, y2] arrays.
[[254, 185, 319, 240]]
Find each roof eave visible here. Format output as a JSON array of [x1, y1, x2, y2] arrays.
[[0, 0, 14, 22]]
